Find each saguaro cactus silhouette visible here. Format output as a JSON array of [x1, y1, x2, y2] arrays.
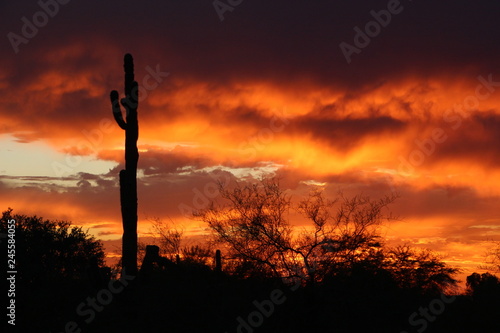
[[215, 249, 222, 273], [110, 54, 139, 276]]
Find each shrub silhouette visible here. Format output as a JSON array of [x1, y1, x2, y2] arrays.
[[1, 208, 107, 331], [1, 208, 105, 285]]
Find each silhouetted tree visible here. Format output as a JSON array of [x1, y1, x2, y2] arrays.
[[296, 189, 397, 284], [181, 244, 213, 266], [1, 208, 105, 285], [494, 244, 500, 271], [466, 272, 500, 298], [483, 242, 500, 272], [110, 53, 139, 276], [1, 208, 107, 331], [148, 216, 183, 261], [196, 177, 398, 285], [384, 245, 459, 294], [197, 177, 295, 280]]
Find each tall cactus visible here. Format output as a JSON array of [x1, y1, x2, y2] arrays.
[[110, 54, 139, 276]]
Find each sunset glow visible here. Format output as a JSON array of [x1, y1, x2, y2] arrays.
[[1, 0, 499, 291]]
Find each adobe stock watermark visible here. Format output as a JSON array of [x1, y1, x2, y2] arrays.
[[400, 293, 456, 333], [339, 0, 405, 64], [178, 170, 231, 218], [398, 74, 500, 175], [51, 269, 135, 333], [52, 64, 169, 177], [238, 107, 290, 160], [7, 0, 72, 54], [213, 0, 243, 21], [225, 289, 287, 333], [6, 218, 16, 327], [225, 263, 311, 332]]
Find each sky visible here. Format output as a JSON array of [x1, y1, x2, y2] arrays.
[[1, 0, 499, 285]]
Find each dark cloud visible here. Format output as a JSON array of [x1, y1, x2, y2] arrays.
[[293, 115, 406, 152], [3, 0, 500, 86], [139, 148, 213, 175], [2, 0, 499, 156], [435, 113, 500, 167]]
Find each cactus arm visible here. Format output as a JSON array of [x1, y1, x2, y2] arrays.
[[120, 80, 139, 117], [110, 90, 127, 130], [110, 53, 138, 130]]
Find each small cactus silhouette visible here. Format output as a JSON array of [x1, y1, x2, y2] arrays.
[[215, 249, 222, 273], [110, 54, 139, 276]]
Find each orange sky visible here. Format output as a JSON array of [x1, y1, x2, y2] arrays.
[[1, 0, 499, 288]]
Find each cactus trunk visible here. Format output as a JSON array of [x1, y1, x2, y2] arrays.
[[110, 54, 139, 276]]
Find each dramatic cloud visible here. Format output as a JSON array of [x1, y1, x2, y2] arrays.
[[1, 0, 499, 280]]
